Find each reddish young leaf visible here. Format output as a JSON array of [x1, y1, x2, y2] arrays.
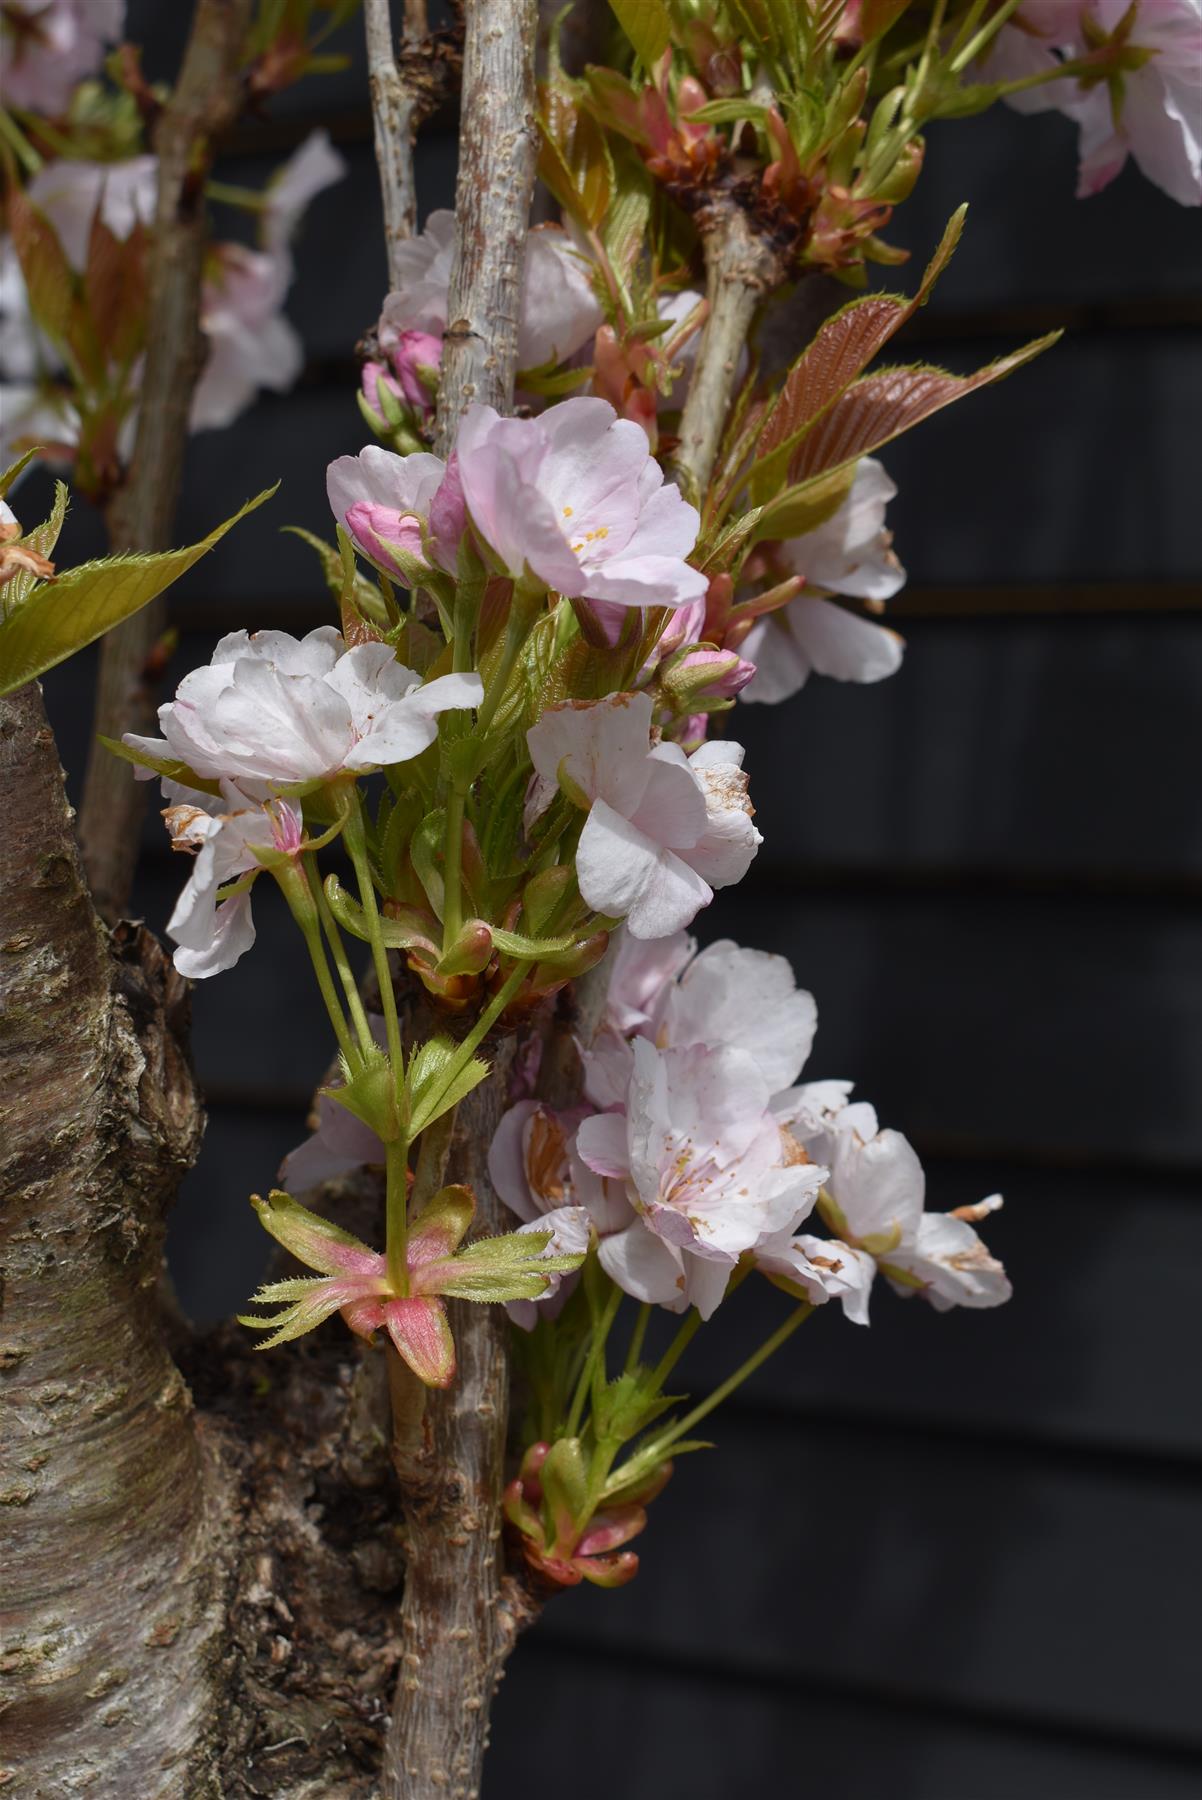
[[789, 334, 1061, 481], [750, 207, 967, 499], [7, 189, 76, 347]]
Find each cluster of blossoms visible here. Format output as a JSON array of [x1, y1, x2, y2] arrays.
[[0, 131, 346, 473], [490, 932, 1009, 1331], [33, 0, 1179, 1595]]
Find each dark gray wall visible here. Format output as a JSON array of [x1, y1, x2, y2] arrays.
[[32, 7, 1202, 1793]]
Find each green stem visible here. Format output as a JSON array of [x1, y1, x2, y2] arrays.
[[565, 1277, 622, 1439], [441, 784, 466, 949], [624, 1302, 651, 1374], [276, 866, 358, 1068], [344, 794, 405, 1083], [949, 0, 1025, 72], [605, 1303, 814, 1501], [307, 855, 375, 1060], [649, 1308, 702, 1392], [385, 1136, 411, 1295], [0, 107, 43, 175]]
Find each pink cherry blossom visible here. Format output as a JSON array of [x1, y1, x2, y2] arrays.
[[0, 0, 125, 116], [742, 458, 906, 703], [576, 1039, 826, 1319], [377, 212, 603, 373], [487, 1099, 632, 1325], [455, 398, 707, 610], [160, 781, 303, 979], [526, 691, 760, 939], [191, 132, 346, 430], [125, 627, 481, 790], [326, 444, 463, 580], [983, 0, 1202, 205], [367, 329, 442, 415]]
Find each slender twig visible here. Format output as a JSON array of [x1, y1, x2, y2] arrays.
[[77, 0, 255, 924], [382, 8, 541, 1796], [434, 0, 540, 442], [364, 0, 427, 283], [673, 202, 785, 501]]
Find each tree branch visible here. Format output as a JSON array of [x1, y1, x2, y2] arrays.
[[435, 0, 540, 438], [364, 0, 429, 282], [673, 200, 786, 499], [77, 0, 254, 925], [381, 4, 540, 1793]]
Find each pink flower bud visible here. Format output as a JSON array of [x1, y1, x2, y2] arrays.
[[388, 327, 443, 411], [342, 500, 427, 580], [662, 645, 757, 706]]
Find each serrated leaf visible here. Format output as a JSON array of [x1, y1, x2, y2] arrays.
[[0, 449, 40, 499], [607, 0, 671, 66], [538, 83, 614, 232], [749, 209, 967, 502], [7, 188, 75, 347], [788, 335, 1061, 483], [408, 1034, 490, 1136], [0, 486, 278, 696], [1, 480, 69, 616], [749, 463, 857, 545], [599, 164, 653, 282]]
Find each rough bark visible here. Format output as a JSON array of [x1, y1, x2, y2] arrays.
[[0, 681, 221, 1796], [78, 0, 254, 925], [434, 0, 540, 441], [383, 1051, 542, 1798]]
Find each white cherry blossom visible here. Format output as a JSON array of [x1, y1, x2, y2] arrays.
[[576, 1039, 826, 1319], [742, 458, 906, 703], [161, 782, 302, 979], [125, 627, 481, 790], [526, 690, 760, 939]]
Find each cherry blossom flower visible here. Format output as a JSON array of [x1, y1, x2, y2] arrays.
[[455, 398, 707, 610], [590, 933, 819, 1117], [741, 458, 906, 703], [377, 212, 603, 377], [326, 444, 463, 580], [576, 1039, 826, 1319], [0, 0, 125, 117], [241, 1187, 585, 1387], [160, 781, 302, 979], [487, 1099, 631, 1326], [125, 627, 481, 790], [983, 0, 1202, 205], [772, 1101, 1012, 1321], [526, 691, 760, 939], [192, 132, 346, 430]]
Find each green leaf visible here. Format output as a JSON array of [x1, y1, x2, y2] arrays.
[[490, 924, 593, 966], [0, 486, 277, 696], [0, 449, 40, 499], [607, 0, 671, 65], [408, 1035, 490, 1136], [749, 464, 857, 545], [97, 734, 221, 796], [1, 480, 69, 616], [283, 525, 389, 624], [322, 1046, 401, 1140]]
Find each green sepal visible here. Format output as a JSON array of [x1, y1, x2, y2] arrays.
[[539, 1435, 590, 1545], [322, 1046, 404, 1141], [0, 485, 277, 695], [407, 1035, 490, 1136]]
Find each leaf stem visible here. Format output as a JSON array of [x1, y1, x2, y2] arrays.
[[604, 1303, 814, 1502], [344, 791, 405, 1085], [565, 1276, 622, 1439], [624, 1302, 651, 1374], [386, 1134, 411, 1295], [276, 865, 358, 1068], [307, 853, 376, 1060]]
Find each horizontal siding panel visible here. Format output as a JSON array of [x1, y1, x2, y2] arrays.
[[492, 1644, 1202, 1800], [703, 890, 1202, 1167], [540, 1421, 1202, 1745]]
